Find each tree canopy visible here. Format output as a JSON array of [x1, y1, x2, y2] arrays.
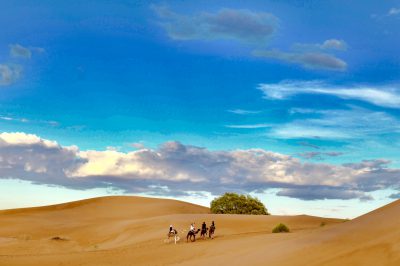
[[210, 192, 269, 215]]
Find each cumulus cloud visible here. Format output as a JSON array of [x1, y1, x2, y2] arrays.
[[153, 6, 278, 43], [0, 132, 399, 201], [258, 80, 400, 108], [9, 44, 32, 59], [253, 49, 347, 71], [0, 64, 22, 86]]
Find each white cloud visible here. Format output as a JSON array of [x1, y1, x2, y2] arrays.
[[0, 132, 399, 201], [320, 39, 347, 50], [388, 8, 400, 16], [228, 109, 261, 115], [9, 44, 32, 59], [293, 39, 347, 51], [270, 107, 400, 139], [0, 64, 22, 86], [258, 80, 400, 108], [153, 6, 278, 43], [0, 116, 13, 121], [0, 132, 58, 148], [0, 116, 29, 123], [272, 125, 351, 139], [0, 116, 59, 126]]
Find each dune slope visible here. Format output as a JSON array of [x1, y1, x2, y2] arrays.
[[185, 199, 400, 266], [0, 196, 397, 266]]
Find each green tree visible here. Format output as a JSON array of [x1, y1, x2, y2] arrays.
[[210, 192, 269, 215]]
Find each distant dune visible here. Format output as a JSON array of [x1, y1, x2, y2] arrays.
[[0, 196, 398, 265]]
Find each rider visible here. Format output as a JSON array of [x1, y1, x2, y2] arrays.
[[202, 221, 207, 232], [210, 221, 216, 238], [169, 224, 174, 234], [190, 222, 195, 233]]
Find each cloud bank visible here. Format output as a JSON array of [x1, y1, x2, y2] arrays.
[[1, 132, 399, 201]]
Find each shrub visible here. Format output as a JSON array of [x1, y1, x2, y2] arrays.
[[210, 192, 268, 215], [272, 223, 290, 233], [50, 236, 68, 241]]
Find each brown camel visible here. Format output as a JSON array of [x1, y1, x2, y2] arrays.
[[186, 229, 201, 242]]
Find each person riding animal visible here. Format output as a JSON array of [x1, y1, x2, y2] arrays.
[[209, 221, 216, 239], [201, 221, 208, 239], [190, 222, 195, 233], [187, 222, 200, 242], [168, 224, 178, 237], [167, 224, 179, 244]]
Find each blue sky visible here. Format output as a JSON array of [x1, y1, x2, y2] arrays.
[[0, 0, 399, 218]]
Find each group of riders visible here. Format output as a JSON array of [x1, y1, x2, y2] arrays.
[[168, 221, 216, 243]]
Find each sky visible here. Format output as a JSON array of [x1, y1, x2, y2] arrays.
[[0, 0, 400, 218]]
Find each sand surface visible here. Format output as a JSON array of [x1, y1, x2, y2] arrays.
[[0, 196, 398, 265]]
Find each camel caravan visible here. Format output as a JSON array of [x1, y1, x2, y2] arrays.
[[166, 221, 216, 244]]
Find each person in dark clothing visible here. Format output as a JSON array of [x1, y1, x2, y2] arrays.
[[202, 222, 207, 231], [209, 221, 216, 239], [201, 221, 207, 239]]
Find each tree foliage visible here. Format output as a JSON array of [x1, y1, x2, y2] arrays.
[[210, 192, 268, 215]]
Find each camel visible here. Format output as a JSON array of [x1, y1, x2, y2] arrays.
[[209, 225, 215, 239], [200, 227, 208, 239], [167, 229, 180, 244], [186, 229, 201, 242]]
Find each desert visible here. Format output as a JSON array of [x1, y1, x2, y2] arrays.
[[0, 196, 399, 265]]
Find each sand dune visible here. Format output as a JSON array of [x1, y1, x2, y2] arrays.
[[0, 196, 398, 265]]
